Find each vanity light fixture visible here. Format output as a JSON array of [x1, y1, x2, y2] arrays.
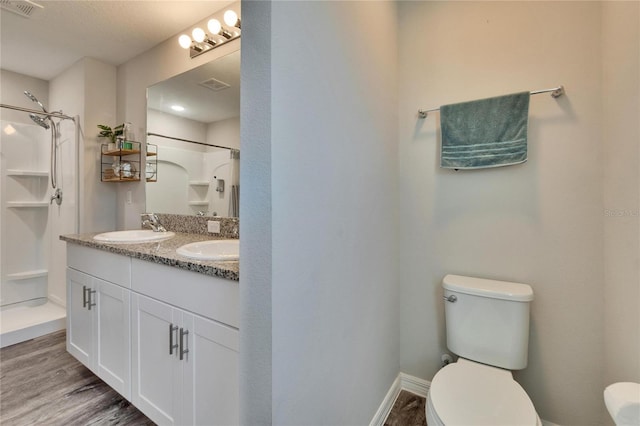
[[171, 105, 185, 112], [192, 27, 206, 43], [224, 10, 241, 29], [178, 9, 241, 59]]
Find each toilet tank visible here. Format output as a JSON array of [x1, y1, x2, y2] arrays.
[[443, 274, 534, 370]]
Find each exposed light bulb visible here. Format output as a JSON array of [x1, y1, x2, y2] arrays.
[[171, 105, 185, 112], [224, 10, 239, 27], [192, 27, 206, 43], [178, 34, 192, 49], [207, 19, 221, 35]]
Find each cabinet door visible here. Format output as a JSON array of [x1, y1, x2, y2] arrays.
[[66, 268, 93, 369], [132, 294, 181, 425], [94, 278, 131, 400], [182, 313, 239, 426]]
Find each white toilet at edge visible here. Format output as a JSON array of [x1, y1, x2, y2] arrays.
[[426, 274, 541, 426]]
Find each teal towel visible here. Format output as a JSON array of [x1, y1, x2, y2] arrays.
[[440, 92, 530, 169]]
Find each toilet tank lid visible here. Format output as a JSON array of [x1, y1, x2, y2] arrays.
[[443, 274, 534, 302]]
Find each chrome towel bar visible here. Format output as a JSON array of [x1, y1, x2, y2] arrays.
[[418, 85, 565, 119]]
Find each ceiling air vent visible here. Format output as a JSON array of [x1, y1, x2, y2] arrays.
[[0, 0, 44, 18], [198, 78, 231, 92]]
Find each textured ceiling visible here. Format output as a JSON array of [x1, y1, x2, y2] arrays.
[[0, 0, 233, 80]]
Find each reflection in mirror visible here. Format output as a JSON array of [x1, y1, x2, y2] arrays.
[[146, 49, 240, 217]]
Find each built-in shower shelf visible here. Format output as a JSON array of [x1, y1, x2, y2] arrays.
[[188, 201, 210, 206], [6, 201, 49, 208], [189, 181, 210, 186], [6, 169, 48, 177], [6, 269, 48, 281]]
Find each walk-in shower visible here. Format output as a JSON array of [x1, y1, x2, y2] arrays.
[[0, 93, 78, 347]]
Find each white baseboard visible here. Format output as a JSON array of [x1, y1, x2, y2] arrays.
[[399, 372, 430, 398], [369, 375, 401, 426], [370, 372, 431, 426]]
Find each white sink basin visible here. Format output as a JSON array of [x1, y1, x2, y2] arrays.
[[93, 229, 175, 243], [176, 239, 239, 261]]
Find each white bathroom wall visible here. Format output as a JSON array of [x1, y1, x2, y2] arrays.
[[239, 1, 271, 423], [0, 70, 49, 124], [602, 1, 640, 390], [148, 109, 207, 148], [46, 57, 117, 305], [206, 116, 240, 150], [49, 57, 117, 234], [398, 2, 605, 424], [116, 4, 240, 229], [268, 1, 399, 424]]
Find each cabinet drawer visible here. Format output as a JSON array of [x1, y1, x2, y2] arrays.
[[67, 245, 131, 288], [131, 259, 239, 328]]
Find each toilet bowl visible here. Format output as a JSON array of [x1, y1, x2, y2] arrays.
[[426, 358, 541, 426], [604, 382, 640, 426]]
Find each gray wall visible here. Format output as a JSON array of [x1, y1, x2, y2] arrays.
[[239, 1, 272, 424], [267, 1, 400, 424], [602, 0, 640, 394], [398, 2, 638, 425]]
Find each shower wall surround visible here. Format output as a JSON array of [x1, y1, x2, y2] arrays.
[[0, 69, 77, 346], [1, 121, 50, 306]]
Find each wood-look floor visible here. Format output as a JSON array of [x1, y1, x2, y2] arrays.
[[384, 390, 427, 426], [0, 330, 153, 426], [1, 330, 426, 426]]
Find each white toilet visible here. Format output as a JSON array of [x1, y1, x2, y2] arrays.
[[426, 274, 541, 426], [604, 382, 640, 426]]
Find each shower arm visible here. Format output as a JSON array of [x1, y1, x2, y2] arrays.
[[0, 104, 75, 122]]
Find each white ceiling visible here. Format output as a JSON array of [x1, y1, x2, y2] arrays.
[[0, 0, 234, 81]]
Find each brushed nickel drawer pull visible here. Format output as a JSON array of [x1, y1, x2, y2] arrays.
[[82, 285, 88, 308], [179, 328, 189, 361], [87, 289, 96, 310], [169, 324, 178, 355]]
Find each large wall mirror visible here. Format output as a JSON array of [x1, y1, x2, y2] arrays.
[[146, 49, 240, 217]]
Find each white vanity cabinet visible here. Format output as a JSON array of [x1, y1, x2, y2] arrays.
[[65, 244, 239, 426], [131, 259, 239, 426], [66, 245, 132, 399]]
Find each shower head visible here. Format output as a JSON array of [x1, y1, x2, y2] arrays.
[[24, 90, 48, 113], [29, 113, 50, 130]]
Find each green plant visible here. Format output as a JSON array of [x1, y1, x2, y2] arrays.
[[97, 124, 124, 144]]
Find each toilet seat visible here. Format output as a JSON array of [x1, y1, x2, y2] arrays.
[[427, 358, 539, 426]]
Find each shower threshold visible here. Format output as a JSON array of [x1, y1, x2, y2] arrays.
[[0, 298, 66, 348]]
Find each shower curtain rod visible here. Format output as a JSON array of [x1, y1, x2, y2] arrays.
[[147, 132, 236, 151], [417, 85, 565, 119], [0, 103, 76, 121]]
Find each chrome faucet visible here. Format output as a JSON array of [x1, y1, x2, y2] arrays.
[[141, 213, 166, 232]]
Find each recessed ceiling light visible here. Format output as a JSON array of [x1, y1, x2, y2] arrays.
[[171, 105, 185, 112], [3, 124, 16, 135]]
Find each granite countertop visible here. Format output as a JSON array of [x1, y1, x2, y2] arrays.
[[60, 232, 239, 281]]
